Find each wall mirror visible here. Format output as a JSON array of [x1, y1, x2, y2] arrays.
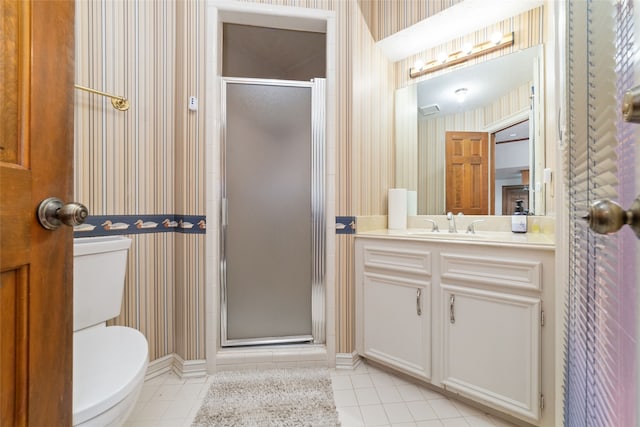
[[395, 44, 545, 216]]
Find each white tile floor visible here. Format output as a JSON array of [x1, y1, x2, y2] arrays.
[[124, 361, 518, 427]]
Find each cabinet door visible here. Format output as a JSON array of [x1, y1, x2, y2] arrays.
[[363, 273, 431, 380], [441, 284, 540, 421]]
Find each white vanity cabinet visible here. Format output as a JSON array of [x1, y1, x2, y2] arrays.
[[355, 234, 555, 426], [355, 240, 432, 380]]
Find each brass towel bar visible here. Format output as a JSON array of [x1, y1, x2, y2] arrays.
[[74, 84, 130, 111]]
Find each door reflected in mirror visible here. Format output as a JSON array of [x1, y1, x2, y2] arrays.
[[395, 45, 544, 216]]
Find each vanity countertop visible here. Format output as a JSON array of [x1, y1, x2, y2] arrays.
[[356, 229, 555, 250]]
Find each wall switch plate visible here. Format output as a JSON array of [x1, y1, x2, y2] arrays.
[[188, 96, 198, 111], [543, 168, 552, 183]]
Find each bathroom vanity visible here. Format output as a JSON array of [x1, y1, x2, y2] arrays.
[[355, 230, 555, 426]]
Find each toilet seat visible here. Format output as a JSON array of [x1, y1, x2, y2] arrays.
[[73, 325, 148, 426]]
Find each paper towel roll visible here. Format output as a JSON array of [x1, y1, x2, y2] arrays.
[[388, 188, 407, 230], [407, 191, 417, 216]]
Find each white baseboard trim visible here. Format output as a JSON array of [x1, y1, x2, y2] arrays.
[[145, 354, 174, 380], [173, 354, 207, 378], [145, 354, 207, 380], [335, 351, 361, 370]]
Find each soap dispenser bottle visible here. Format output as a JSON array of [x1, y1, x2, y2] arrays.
[[511, 200, 528, 233]]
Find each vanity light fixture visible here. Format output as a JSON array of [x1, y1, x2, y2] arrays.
[[409, 32, 514, 79], [490, 31, 504, 44]]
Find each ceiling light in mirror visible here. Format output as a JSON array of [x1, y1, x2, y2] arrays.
[[454, 88, 468, 103]]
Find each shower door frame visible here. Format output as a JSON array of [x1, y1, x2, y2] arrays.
[[219, 77, 326, 347]]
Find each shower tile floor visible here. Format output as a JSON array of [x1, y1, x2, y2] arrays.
[[124, 361, 518, 427]]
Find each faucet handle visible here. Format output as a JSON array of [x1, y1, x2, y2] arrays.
[[424, 218, 439, 232], [466, 219, 485, 234]]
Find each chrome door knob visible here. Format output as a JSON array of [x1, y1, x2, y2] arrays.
[[582, 196, 640, 238], [37, 197, 89, 230]]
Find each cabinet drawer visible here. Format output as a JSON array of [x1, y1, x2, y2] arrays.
[[440, 253, 541, 291], [364, 245, 431, 276]]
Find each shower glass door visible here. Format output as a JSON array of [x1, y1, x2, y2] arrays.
[[221, 78, 325, 347]]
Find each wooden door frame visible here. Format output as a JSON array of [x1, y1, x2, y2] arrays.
[[489, 133, 496, 215], [485, 110, 530, 216], [501, 184, 530, 215]]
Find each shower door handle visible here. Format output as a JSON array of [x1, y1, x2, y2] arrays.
[[221, 197, 228, 227], [582, 196, 640, 239]]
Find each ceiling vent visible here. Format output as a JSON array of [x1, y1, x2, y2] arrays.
[[419, 104, 440, 116]]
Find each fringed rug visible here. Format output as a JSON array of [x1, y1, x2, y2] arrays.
[[191, 367, 341, 427]]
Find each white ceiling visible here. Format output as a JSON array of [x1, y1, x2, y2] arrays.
[[375, 0, 544, 62]]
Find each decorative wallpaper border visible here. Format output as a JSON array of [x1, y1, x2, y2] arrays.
[[73, 215, 206, 237], [335, 216, 357, 235]]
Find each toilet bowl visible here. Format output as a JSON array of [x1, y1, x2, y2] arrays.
[[72, 236, 149, 427]]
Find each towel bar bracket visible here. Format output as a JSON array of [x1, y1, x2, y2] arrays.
[[74, 84, 130, 111]]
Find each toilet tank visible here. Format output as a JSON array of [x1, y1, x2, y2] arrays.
[[73, 236, 132, 332]]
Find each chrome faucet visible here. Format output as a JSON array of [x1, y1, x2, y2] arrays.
[[466, 219, 485, 234], [424, 218, 439, 232], [446, 212, 457, 233]]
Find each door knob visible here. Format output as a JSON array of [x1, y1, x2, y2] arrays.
[[582, 196, 640, 239], [622, 85, 640, 123], [37, 197, 89, 230]]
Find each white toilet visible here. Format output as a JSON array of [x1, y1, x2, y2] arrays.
[[72, 236, 149, 427]]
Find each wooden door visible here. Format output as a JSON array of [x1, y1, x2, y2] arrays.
[[1, 1, 74, 426], [501, 185, 530, 215], [445, 131, 489, 214]]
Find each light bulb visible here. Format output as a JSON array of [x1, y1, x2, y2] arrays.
[[490, 31, 503, 44], [462, 42, 473, 54], [413, 59, 425, 70], [454, 88, 468, 103], [437, 52, 448, 63]]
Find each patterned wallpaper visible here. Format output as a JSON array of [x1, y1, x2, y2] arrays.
[[357, 0, 464, 42], [74, 0, 395, 362], [73, 0, 545, 364]]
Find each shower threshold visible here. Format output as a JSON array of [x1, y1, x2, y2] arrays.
[[222, 334, 314, 348]]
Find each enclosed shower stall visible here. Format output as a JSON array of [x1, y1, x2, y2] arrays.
[[220, 77, 326, 347]]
